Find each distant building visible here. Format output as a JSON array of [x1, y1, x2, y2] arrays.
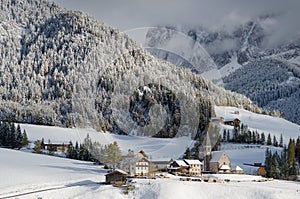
[[224, 118, 240, 126], [105, 169, 127, 185], [232, 166, 244, 174], [43, 143, 69, 153], [151, 159, 173, 172]]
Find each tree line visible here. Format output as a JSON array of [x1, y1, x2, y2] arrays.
[[67, 134, 122, 168], [222, 123, 284, 147], [33, 134, 122, 168], [0, 121, 29, 149], [264, 137, 300, 180]]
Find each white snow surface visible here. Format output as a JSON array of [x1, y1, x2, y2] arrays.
[[1, 106, 300, 198], [19, 124, 192, 160], [1, 148, 299, 199]]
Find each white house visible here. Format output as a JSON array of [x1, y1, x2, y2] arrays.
[[184, 159, 203, 176], [119, 150, 150, 176], [169, 159, 203, 176]]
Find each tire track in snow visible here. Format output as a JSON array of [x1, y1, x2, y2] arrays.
[[0, 180, 101, 199]]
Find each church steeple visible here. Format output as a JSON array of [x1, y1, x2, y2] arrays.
[[204, 131, 212, 171], [204, 131, 212, 156]]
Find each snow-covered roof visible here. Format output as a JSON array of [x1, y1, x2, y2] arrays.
[[106, 169, 127, 175], [115, 169, 128, 174], [210, 151, 226, 163], [233, 166, 243, 171], [184, 159, 203, 165], [175, 160, 188, 167], [219, 165, 231, 170]]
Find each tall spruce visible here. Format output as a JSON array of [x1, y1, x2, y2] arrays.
[[280, 146, 289, 179], [264, 147, 272, 177], [183, 147, 192, 159], [267, 133, 272, 145], [279, 134, 283, 148]]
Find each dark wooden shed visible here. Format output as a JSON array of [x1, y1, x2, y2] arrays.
[[105, 169, 127, 185]]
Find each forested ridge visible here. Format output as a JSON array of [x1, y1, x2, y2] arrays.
[[0, 0, 262, 138]]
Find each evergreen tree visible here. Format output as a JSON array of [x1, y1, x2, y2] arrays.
[[279, 134, 283, 148], [15, 124, 23, 149], [22, 130, 29, 147], [67, 141, 76, 159], [106, 141, 121, 169], [267, 133, 272, 146], [271, 152, 280, 179], [280, 146, 289, 179], [261, 132, 266, 145], [287, 138, 295, 167], [295, 137, 300, 164], [264, 147, 272, 177], [223, 130, 227, 142], [287, 139, 296, 178], [183, 147, 192, 159], [34, 140, 42, 153], [9, 123, 16, 148], [273, 135, 278, 147], [226, 130, 230, 142]]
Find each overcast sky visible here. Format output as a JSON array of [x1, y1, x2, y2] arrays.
[[51, 0, 300, 45]]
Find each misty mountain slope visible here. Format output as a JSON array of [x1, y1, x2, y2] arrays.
[[0, 0, 262, 138], [132, 17, 300, 124]]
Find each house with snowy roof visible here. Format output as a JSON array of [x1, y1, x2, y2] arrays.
[[118, 149, 150, 176], [209, 151, 231, 173], [169, 159, 203, 176], [105, 169, 127, 185], [203, 129, 232, 173]]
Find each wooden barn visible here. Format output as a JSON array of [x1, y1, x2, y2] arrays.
[[105, 169, 127, 185]]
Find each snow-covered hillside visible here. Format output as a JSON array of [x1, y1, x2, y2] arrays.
[[19, 124, 192, 160], [1, 148, 300, 199], [215, 106, 300, 144], [16, 105, 300, 175]]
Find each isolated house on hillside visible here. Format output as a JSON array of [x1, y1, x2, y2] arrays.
[[105, 169, 127, 185], [209, 151, 231, 173], [43, 143, 69, 153], [224, 118, 240, 126]]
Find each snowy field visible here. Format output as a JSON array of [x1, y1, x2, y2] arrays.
[[18, 124, 193, 160], [1, 148, 300, 199], [1, 106, 300, 198]]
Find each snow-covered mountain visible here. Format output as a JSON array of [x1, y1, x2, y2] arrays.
[[0, 0, 263, 138], [131, 17, 300, 125]]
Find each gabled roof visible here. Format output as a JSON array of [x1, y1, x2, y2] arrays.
[[174, 160, 188, 167], [210, 151, 227, 163], [105, 169, 127, 176], [219, 165, 230, 170], [184, 159, 203, 165], [137, 157, 150, 163], [233, 166, 243, 171], [135, 150, 148, 158]]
